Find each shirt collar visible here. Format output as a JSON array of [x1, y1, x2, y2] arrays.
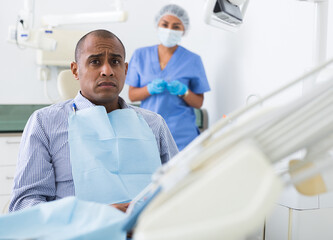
[[73, 91, 129, 111]]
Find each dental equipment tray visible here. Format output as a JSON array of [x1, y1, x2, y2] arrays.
[[0, 104, 49, 133]]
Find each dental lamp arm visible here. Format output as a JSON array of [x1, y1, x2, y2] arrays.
[[151, 57, 333, 192], [130, 56, 333, 240]]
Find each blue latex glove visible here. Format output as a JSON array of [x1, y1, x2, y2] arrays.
[[147, 79, 167, 95], [167, 80, 188, 95]]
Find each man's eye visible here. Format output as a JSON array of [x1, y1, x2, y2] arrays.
[[112, 59, 120, 64], [90, 59, 100, 65]]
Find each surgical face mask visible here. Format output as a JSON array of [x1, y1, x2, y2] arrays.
[[157, 27, 183, 48]]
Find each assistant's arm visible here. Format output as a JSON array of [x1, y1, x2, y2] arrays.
[[127, 49, 168, 102], [128, 85, 151, 102], [182, 91, 204, 109], [181, 54, 210, 109], [127, 49, 153, 102], [9, 111, 56, 212]]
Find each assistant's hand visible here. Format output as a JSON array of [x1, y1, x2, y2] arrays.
[[167, 80, 188, 95], [110, 202, 130, 213], [147, 78, 167, 95]]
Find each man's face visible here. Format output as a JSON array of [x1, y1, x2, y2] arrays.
[[71, 35, 128, 112]]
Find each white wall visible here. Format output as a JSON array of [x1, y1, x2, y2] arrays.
[[1, 0, 333, 126]]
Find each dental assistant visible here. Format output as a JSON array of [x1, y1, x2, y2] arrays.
[[126, 4, 210, 151], [9, 30, 178, 212]]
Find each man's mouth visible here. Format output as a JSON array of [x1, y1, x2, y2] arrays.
[[98, 81, 116, 87]]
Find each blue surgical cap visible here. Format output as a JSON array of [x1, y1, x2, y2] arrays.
[[155, 4, 190, 33]]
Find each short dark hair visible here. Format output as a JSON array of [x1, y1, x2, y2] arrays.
[[74, 29, 126, 62]]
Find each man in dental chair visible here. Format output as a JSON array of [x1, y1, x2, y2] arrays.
[[9, 29, 178, 213]]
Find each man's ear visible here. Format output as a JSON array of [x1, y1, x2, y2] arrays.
[[71, 62, 79, 80], [125, 62, 128, 76]]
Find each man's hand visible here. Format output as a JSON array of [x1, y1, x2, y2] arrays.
[[110, 202, 133, 238], [110, 202, 130, 213]]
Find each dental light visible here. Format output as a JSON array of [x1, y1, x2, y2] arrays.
[[203, 0, 249, 32]]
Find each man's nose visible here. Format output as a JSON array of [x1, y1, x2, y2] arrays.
[[100, 62, 114, 77]]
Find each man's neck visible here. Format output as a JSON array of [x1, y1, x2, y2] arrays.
[[103, 98, 121, 113]]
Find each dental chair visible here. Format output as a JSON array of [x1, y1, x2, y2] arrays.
[[195, 108, 208, 132], [57, 69, 80, 100]]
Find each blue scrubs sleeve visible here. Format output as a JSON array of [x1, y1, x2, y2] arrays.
[[126, 50, 141, 87], [190, 55, 210, 94]]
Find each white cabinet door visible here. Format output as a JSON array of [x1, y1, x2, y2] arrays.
[[0, 134, 21, 215], [0, 134, 21, 166], [265, 204, 290, 240], [0, 166, 16, 195], [291, 208, 333, 240]]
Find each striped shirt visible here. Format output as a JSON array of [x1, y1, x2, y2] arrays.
[[9, 93, 178, 212]]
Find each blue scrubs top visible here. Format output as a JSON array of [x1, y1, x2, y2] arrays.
[[126, 45, 210, 150]]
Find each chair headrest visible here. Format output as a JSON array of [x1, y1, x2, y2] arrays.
[[57, 70, 80, 100]]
